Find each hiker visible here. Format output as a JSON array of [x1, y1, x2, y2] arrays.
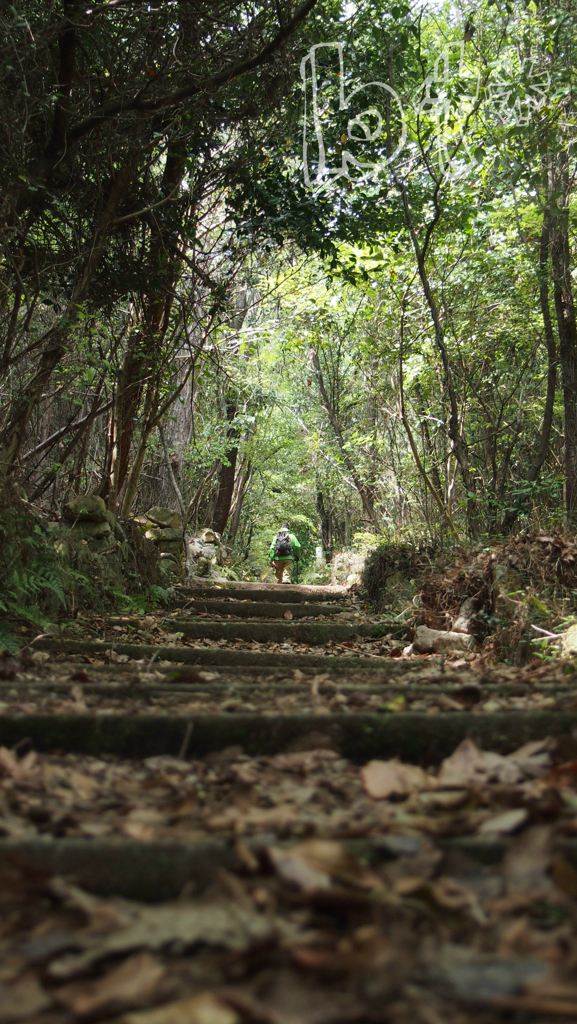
[[269, 522, 301, 584]]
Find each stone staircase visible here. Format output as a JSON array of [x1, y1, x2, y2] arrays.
[[1, 579, 577, 900]]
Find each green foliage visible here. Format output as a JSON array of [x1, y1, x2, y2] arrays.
[[0, 623, 21, 656]]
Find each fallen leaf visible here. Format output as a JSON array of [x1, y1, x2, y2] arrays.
[[268, 839, 376, 893], [437, 739, 499, 788], [55, 953, 165, 1016], [30, 650, 51, 665], [110, 651, 130, 664], [361, 758, 436, 800], [543, 760, 577, 791], [0, 974, 51, 1021], [119, 992, 238, 1024], [283, 610, 293, 620], [478, 808, 528, 835], [551, 853, 577, 898], [50, 900, 273, 977], [418, 789, 469, 811], [502, 826, 554, 895], [0, 746, 37, 780], [270, 749, 339, 771], [439, 739, 552, 790]]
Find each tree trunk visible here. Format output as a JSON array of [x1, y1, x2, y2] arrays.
[[312, 352, 378, 526], [549, 154, 577, 521], [212, 445, 239, 536], [398, 182, 480, 538], [118, 384, 157, 516], [501, 209, 558, 532], [228, 461, 252, 547], [104, 148, 187, 507], [317, 489, 333, 560]]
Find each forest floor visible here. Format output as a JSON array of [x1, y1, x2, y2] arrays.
[[2, 581, 577, 1023]]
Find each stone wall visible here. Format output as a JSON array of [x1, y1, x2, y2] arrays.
[[58, 495, 126, 555], [53, 496, 229, 583], [132, 507, 184, 576]]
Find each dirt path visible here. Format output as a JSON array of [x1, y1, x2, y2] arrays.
[[2, 582, 577, 1021]]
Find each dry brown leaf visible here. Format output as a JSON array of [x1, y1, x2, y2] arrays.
[[394, 876, 483, 919], [283, 610, 293, 620], [478, 808, 528, 835], [361, 758, 436, 800], [68, 770, 99, 801], [0, 974, 51, 1021], [438, 739, 552, 790], [543, 760, 577, 791], [55, 953, 165, 1016], [551, 854, 577, 899], [49, 900, 274, 977], [30, 649, 51, 664], [119, 992, 239, 1024], [437, 739, 497, 788], [502, 826, 554, 895], [0, 746, 37, 780], [269, 839, 376, 893], [494, 993, 577, 1015], [271, 749, 339, 771]]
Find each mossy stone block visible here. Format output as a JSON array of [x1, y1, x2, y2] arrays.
[[64, 495, 107, 523], [146, 507, 181, 528], [159, 540, 182, 556], [72, 520, 112, 539]]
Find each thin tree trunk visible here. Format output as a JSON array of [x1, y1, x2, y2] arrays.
[[211, 399, 240, 536], [397, 181, 480, 537], [212, 447, 239, 536], [317, 489, 333, 560], [228, 460, 252, 547], [312, 352, 378, 526], [549, 153, 577, 521], [501, 210, 558, 532], [28, 389, 108, 502], [187, 462, 219, 527], [0, 164, 133, 475], [117, 384, 157, 516]]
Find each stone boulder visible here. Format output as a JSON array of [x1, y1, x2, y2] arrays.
[[452, 597, 474, 634], [146, 507, 182, 529], [145, 526, 182, 544], [413, 624, 476, 655], [200, 528, 220, 544], [64, 495, 107, 523], [186, 532, 228, 578]]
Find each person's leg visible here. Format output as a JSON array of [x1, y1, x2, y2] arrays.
[[282, 560, 293, 583], [274, 562, 284, 584]]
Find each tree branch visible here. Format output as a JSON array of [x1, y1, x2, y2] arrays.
[[65, 0, 319, 148]]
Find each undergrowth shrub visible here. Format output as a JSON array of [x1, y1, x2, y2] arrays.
[[0, 483, 72, 650], [0, 484, 169, 652], [361, 543, 437, 610]]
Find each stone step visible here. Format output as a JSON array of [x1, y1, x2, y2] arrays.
[[5, 671, 576, 699], [174, 599, 346, 618], [179, 582, 347, 603], [108, 617, 372, 645], [1, 709, 575, 762], [35, 637, 387, 671], [23, 659, 577, 695], [163, 618, 372, 645], [2, 834, 576, 901]]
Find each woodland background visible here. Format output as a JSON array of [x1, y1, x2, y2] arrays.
[[1, 0, 577, 612]]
